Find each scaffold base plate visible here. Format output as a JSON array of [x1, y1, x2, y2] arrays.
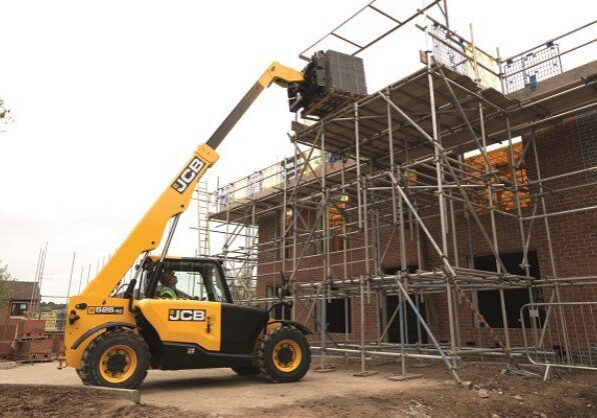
[[388, 373, 423, 381], [314, 367, 336, 373], [353, 370, 379, 377]]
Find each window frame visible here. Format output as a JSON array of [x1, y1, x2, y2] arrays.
[[148, 259, 232, 303], [10, 302, 28, 317]]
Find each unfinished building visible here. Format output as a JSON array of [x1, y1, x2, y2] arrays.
[[199, 2, 597, 381]]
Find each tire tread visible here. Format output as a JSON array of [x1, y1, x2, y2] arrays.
[[257, 325, 310, 383], [79, 328, 150, 388]]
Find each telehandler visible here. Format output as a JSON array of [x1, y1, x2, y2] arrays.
[[59, 61, 313, 388]]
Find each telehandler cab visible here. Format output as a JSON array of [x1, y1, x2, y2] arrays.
[[59, 61, 313, 388]]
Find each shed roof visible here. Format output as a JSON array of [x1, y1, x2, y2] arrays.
[[7, 281, 39, 302]]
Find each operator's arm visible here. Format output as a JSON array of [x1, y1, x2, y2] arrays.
[[81, 62, 303, 299]]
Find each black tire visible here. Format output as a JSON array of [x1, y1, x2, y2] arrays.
[[76, 368, 92, 386], [79, 328, 150, 389], [231, 366, 260, 376], [257, 325, 311, 383]]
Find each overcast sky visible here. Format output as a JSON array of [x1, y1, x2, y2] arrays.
[[0, 0, 594, 300]]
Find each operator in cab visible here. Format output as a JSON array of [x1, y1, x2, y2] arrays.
[[157, 270, 180, 299], [157, 269, 198, 299]]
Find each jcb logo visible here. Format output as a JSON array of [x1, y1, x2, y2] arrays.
[[172, 157, 205, 194], [168, 309, 206, 322]]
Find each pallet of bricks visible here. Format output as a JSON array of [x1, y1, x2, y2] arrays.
[[14, 319, 54, 362], [49, 330, 65, 357], [0, 324, 17, 360]]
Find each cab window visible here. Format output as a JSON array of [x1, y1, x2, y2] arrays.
[[159, 260, 230, 303], [173, 270, 207, 300]]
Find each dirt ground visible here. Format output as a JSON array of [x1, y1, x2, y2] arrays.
[[254, 358, 597, 418], [0, 385, 182, 418], [0, 358, 595, 417]]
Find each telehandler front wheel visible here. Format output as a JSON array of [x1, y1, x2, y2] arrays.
[[257, 325, 311, 383], [79, 328, 150, 389]]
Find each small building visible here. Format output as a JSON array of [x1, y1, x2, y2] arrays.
[[1, 281, 40, 358], [0, 281, 39, 323], [0, 281, 63, 361]]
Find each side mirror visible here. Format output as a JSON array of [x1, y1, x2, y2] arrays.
[[278, 271, 291, 299], [268, 299, 293, 315], [277, 287, 291, 299]]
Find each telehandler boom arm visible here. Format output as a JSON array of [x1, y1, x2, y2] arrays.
[[206, 63, 304, 149], [81, 62, 303, 298]]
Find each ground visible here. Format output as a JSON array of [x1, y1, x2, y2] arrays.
[[0, 358, 595, 417]]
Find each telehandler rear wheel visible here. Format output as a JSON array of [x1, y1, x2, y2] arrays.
[[257, 325, 311, 383], [79, 328, 150, 389]]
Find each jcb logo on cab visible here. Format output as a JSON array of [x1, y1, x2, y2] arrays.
[[168, 309, 206, 322]]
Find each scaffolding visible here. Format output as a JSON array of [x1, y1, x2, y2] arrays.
[[202, 3, 597, 382]]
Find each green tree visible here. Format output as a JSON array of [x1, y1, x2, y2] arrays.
[[0, 261, 12, 308]]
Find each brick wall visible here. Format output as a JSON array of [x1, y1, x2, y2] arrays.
[[253, 111, 597, 348], [577, 110, 597, 182]]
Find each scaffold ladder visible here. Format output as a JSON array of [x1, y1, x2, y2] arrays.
[[196, 179, 211, 256]]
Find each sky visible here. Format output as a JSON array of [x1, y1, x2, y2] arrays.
[[0, 0, 595, 301]]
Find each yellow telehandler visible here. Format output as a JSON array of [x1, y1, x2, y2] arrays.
[[59, 62, 312, 388]]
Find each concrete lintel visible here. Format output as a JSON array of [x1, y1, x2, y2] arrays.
[[313, 367, 336, 373], [88, 385, 141, 404]]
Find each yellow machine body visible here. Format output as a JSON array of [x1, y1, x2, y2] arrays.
[[136, 299, 222, 351], [64, 297, 228, 368], [60, 62, 311, 388], [64, 295, 136, 368], [64, 143, 219, 369]]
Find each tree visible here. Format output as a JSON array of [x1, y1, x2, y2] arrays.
[[0, 261, 12, 308]]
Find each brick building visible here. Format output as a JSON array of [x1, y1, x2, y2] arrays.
[[206, 19, 597, 376], [0, 281, 63, 361], [0, 281, 39, 324], [228, 109, 597, 346]]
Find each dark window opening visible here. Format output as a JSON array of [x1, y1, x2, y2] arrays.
[[383, 265, 418, 276], [10, 303, 28, 317], [474, 250, 544, 328], [318, 298, 351, 333], [382, 266, 427, 344], [385, 294, 428, 344]]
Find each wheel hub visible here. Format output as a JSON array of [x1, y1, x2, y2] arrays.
[[106, 352, 127, 374], [276, 345, 294, 365]]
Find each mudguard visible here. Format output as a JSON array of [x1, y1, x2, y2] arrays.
[[269, 320, 312, 335]]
